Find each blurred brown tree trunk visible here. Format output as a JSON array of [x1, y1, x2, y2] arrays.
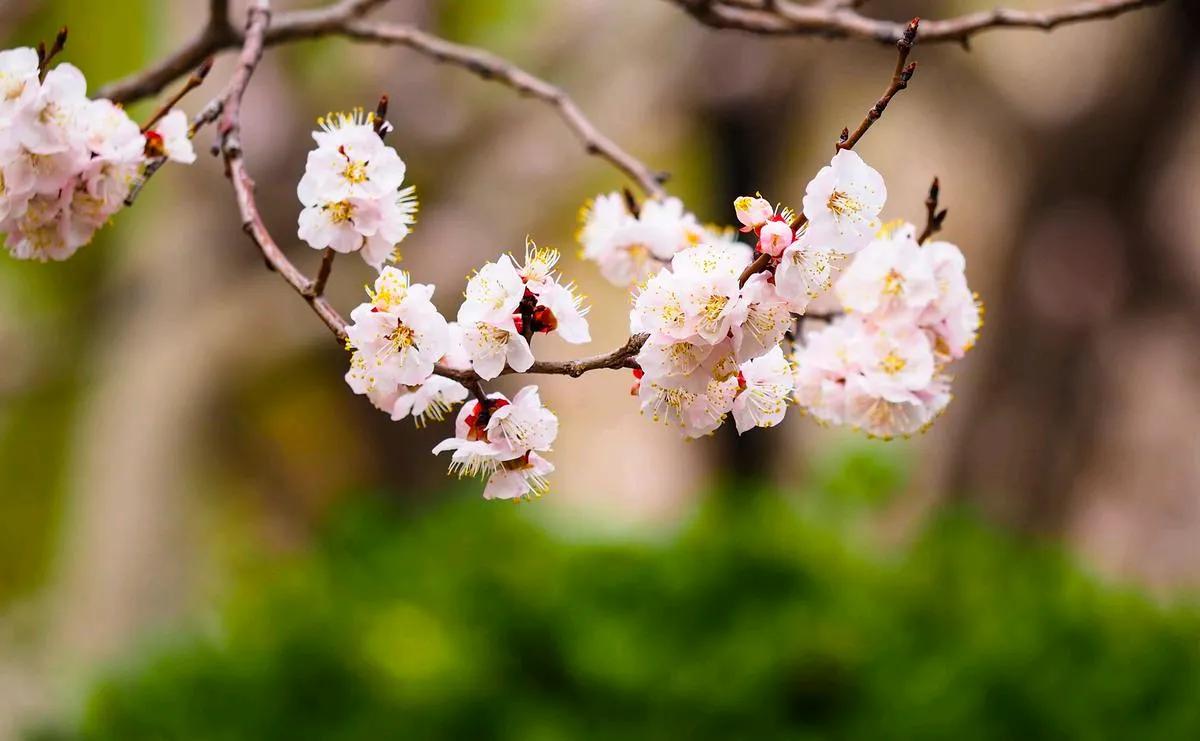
[[948, 1, 1200, 532]]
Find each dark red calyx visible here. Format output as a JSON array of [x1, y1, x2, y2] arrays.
[[530, 306, 558, 334]]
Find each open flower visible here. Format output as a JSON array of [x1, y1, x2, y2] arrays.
[[390, 375, 469, 426], [835, 223, 937, 317], [460, 254, 524, 327], [844, 373, 950, 439], [345, 267, 450, 387], [483, 452, 554, 500], [636, 336, 713, 379], [461, 319, 534, 380], [802, 150, 886, 254], [637, 339, 739, 438], [732, 273, 793, 363], [919, 240, 982, 361], [515, 241, 591, 345], [0, 47, 40, 122], [484, 385, 559, 457], [772, 239, 834, 315], [732, 345, 794, 434]]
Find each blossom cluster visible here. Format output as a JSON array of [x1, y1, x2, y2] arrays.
[[342, 243, 585, 500], [623, 150, 892, 438], [456, 241, 590, 379], [432, 386, 559, 500], [297, 109, 417, 271], [592, 149, 980, 441], [0, 46, 194, 261], [343, 267, 469, 425], [794, 222, 981, 438], [338, 121, 977, 501]]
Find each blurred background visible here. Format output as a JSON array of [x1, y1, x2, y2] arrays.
[[1, 0, 1199, 737]]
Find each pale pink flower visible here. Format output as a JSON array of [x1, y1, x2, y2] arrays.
[[802, 149, 886, 254]]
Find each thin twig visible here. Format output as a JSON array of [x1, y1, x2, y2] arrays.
[[837, 17, 918, 151], [333, 20, 669, 197], [738, 251, 772, 286], [141, 57, 214, 132], [666, 0, 1166, 45], [917, 176, 947, 244], [435, 334, 649, 384], [36, 26, 68, 77], [217, 0, 350, 345]]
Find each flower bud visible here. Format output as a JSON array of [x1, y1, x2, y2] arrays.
[[757, 218, 794, 257], [734, 195, 773, 230]]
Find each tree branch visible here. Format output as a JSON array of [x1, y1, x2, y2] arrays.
[[124, 96, 225, 207], [837, 17, 917, 150], [335, 21, 667, 198], [917, 176, 947, 244], [216, 0, 349, 345], [435, 334, 649, 384], [665, 0, 1166, 45], [95, 0, 666, 198]]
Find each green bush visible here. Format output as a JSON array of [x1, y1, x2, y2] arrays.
[[37, 469, 1200, 740]]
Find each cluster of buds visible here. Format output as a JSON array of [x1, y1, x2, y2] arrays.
[[0, 42, 194, 261]]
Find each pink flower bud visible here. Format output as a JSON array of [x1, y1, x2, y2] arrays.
[[734, 196, 773, 229], [757, 219, 794, 257]]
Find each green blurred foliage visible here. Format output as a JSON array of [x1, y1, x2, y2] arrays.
[[32, 451, 1200, 741]]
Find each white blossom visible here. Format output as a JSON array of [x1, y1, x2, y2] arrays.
[[637, 339, 739, 438], [432, 387, 558, 500], [484, 385, 559, 458], [920, 240, 982, 360], [835, 223, 937, 317], [792, 317, 857, 428], [461, 320, 534, 380], [733, 194, 773, 231], [636, 335, 713, 379], [459, 254, 524, 327], [802, 149, 886, 255], [0, 47, 40, 123], [390, 375, 470, 426], [0, 51, 192, 262], [732, 273, 793, 363], [732, 345, 794, 434], [296, 108, 416, 270], [483, 452, 554, 501], [344, 267, 450, 388], [773, 240, 834, 315], [515, 242, 591, 345]]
